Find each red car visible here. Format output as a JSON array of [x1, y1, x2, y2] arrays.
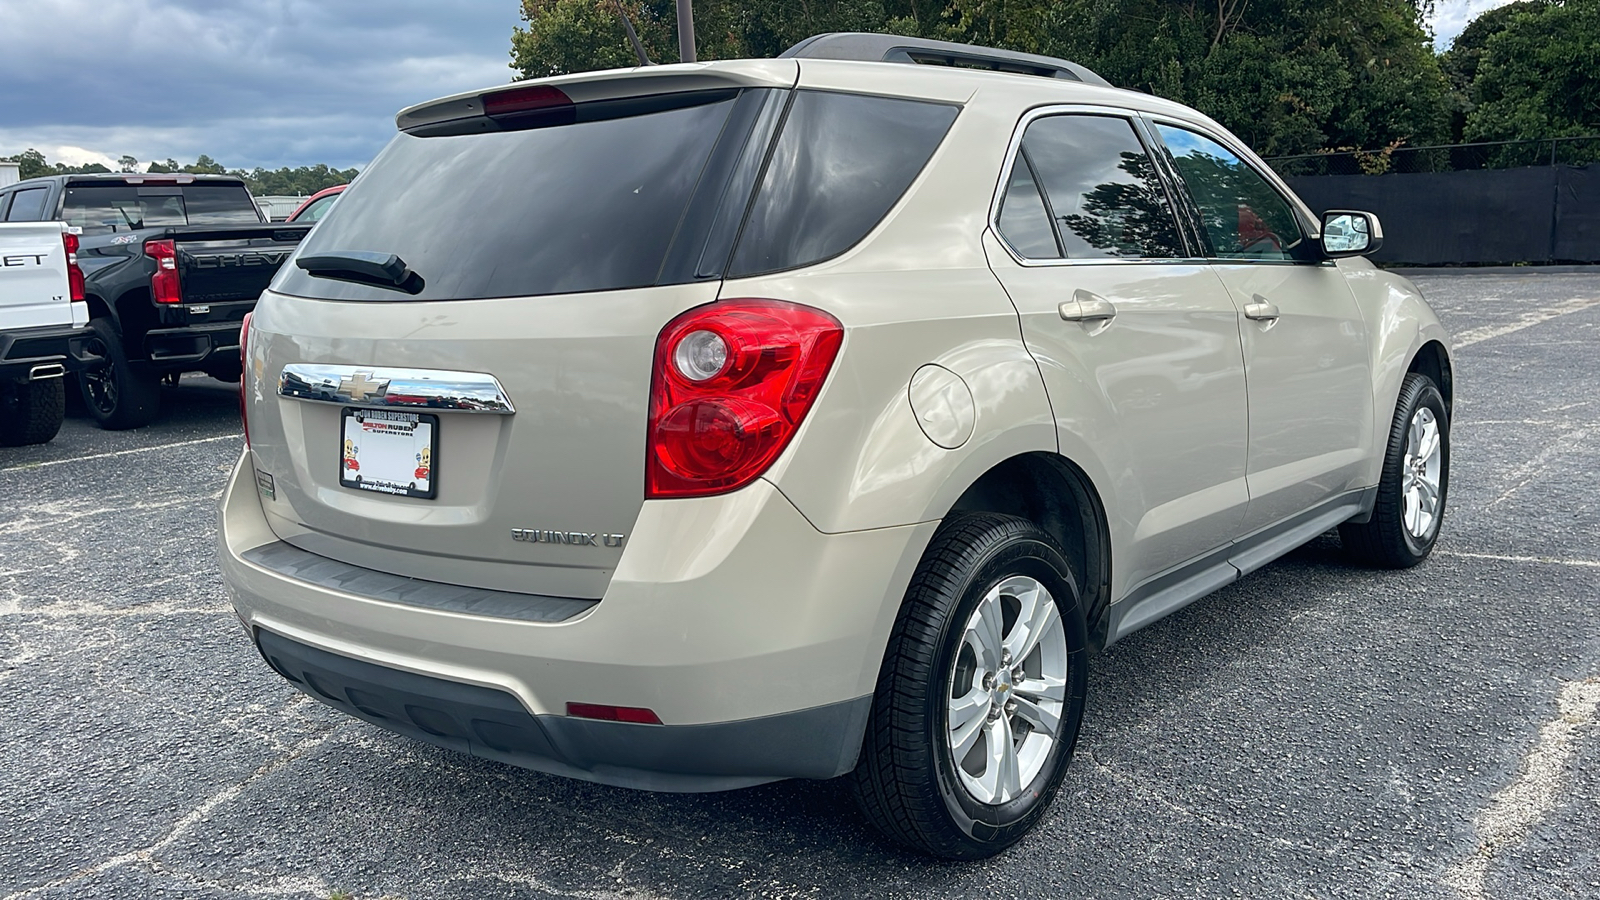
[[286, 184, 346, 223]]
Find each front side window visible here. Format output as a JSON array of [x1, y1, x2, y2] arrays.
[[1004, 114, 1184, 260], [1154, 124, 1303, 261]]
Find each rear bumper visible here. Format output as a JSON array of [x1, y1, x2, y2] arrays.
[[144, 321, 244, 372], [0, 323, 100, 381], [257, 629, 869, 791], [217, 451, 935, 791]]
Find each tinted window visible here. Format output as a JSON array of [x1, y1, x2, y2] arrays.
[[1154, 124, 1302, 260], [1020, 115, 1184, 259], [729, 91, 958, 278], [5, 188, 48, 221], [274, 96, 739, 301], [60, 183, 261, 234], [996, 156, 1060, 258], [181, 184, 264, 225]]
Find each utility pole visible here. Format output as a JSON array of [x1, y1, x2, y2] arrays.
[[677, 0, 696, 63]]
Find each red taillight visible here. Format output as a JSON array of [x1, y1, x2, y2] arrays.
[[566, 703, 663, 725], [646, 299, 843, 499], [239, 311, 252, 447], [144, 239, 182, 304], [62, 232, 85, 301], [483, 84, 572, 117]]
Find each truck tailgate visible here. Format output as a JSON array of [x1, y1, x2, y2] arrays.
[[173, 224, 311, 305], [0, 222, 74, 331]]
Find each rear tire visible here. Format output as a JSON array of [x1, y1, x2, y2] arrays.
[[851, 513, 1089, 859], [78, 317, 161, 430], [0, 377, 66, 446], [1341, 372, 1449, 568]]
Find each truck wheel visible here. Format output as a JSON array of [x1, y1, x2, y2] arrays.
[[0, 377, 67, 446], [1340, 372, 1449, 568], [79, 318, 161, 430], [851, 513, 1089, 859]]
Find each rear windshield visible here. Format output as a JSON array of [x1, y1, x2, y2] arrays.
[[62, 183, 262, 235], [273, 95, 742, 302], [273, 88, 959, 302]]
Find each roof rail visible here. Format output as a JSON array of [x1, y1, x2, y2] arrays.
[[780, 33, 1112, 88]]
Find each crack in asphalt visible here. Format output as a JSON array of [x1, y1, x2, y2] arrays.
[[0, 724, 341, 900], [1443, 677, 1600, 900]]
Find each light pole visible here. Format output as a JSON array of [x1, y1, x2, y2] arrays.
[[677, 0, 696, 63]]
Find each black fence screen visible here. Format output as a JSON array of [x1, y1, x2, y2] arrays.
[[1281, 164, 1600, 266]]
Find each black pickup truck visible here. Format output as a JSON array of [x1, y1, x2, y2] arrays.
[[0, 174, 309, 429]]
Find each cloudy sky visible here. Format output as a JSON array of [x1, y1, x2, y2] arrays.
[[1, 0, 1511, 174]]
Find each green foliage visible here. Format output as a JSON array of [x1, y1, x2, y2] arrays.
[[5, 150, 358, 196], [509, 0, 1452, 157], [1458, 0, 1600, 145], [2, 148, 111, 177]]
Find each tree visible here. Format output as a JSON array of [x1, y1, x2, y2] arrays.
[[1460, 0, 1600, 148], [508, 0, 1452, 157], [5, 148, 52, 179], [2, 150, 359, 194]]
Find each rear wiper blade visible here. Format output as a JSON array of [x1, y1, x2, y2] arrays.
[[296, 251, 424, 295]]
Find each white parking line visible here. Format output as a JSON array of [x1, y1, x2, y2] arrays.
[[0, 434, 238, 473], [1452, 297, 1600, 348], [1436, 550, 1600, 569], [1444, 677, 1600, 900]]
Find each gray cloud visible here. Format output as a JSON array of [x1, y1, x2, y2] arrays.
[[0, 0, 521, 169]]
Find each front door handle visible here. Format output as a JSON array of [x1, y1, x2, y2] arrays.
[[1243, 295, 1281, 321], [1060, 290, 1118, 322]]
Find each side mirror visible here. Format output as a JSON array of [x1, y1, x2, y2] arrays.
[[1320, 210, 1383, 258]]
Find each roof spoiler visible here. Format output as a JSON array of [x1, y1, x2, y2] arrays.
[[780, 33, 1112, 88]]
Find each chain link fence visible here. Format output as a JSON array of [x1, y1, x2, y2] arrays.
[[1265, 136, 1600, 178]]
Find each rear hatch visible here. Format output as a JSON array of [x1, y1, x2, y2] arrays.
[[245, 61, 961, 600], [246, 66, 798, 599]]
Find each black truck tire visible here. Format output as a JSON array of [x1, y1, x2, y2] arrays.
[[0, 377, 67, 447], [79, 317, 161, 430]]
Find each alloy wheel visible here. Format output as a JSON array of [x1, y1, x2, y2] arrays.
[[946, 574, 1067, 805], [1402, 407, 1443, 539]]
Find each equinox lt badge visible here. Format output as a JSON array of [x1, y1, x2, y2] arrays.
[[513, 529, 625, 548]]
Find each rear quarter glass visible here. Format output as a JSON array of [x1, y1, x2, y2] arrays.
[[728, 91, 959, 278]]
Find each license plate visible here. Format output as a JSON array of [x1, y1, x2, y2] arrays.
[[339, 408, 439, 499]]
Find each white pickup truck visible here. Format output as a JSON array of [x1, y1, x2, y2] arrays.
[[0, 221, 96, 445]]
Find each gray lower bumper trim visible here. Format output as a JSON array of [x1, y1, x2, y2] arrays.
[[256, 629, 871, 792], [241, 540, 595, 624]]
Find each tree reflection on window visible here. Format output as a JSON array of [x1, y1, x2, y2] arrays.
[[1153, 124, 1302, 261], [1058, 151, 1184, 259]]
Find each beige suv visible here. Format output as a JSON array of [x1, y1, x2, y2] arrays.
[[218, 34, 1452, 859]]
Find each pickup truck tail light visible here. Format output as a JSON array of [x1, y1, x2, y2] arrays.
[[144, 239, 182, 304], [239, 311, 252, 447], [646, 299, 843, 499], [62, 232, 85, 302]]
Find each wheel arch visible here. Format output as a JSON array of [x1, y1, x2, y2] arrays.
[[945, 451, 1115, 649], [1408, 339, 1453, 415]]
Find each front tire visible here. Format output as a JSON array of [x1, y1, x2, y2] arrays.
[[1341, 372, 1449, 567], [0, 377, 66, 446], [851, 513, 1089, 859], [79, 317, 161, 430]]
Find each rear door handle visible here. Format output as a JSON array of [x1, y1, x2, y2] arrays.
[[1243, 295, 1281, 321], [1060, 290, 1118, 322]]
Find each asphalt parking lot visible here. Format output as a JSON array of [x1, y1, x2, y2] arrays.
[[1, 271, 1597, 900]]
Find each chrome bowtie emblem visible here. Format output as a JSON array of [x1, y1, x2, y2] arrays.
[[338, 371, 390, 402]]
